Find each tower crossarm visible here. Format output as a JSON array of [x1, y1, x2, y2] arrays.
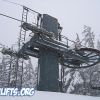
[[18, 22, 100, 68]]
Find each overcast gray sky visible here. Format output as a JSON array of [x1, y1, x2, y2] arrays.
[[0, 0, 100, 47], [0, 0, 100, 99]]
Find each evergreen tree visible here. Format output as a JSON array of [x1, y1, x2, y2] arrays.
[[82, 25, 95, 48]]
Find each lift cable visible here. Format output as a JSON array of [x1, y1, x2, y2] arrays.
[[0, 13, 22, 22], [1, 0, 23, 7], [0, 0, 40, 14]]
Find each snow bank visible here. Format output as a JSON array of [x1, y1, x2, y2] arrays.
[[0, 91, 99, 100]]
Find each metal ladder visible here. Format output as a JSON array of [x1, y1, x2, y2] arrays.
[[18, 6, 29, 49], [15, 6, 29, 88]]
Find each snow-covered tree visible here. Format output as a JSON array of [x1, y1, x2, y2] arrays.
[[0, 53, 37, 88], [0, 54, 11, 88], [82, 25, 95, 48], [22, 58, 37, 88]]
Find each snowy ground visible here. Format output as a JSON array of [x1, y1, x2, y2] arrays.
[[0, 91, 100, 100]]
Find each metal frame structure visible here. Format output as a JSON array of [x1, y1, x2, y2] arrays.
[[0, 6, 100, 92]]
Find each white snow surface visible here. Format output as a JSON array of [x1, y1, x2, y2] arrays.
[[0, 91, 99, 100]]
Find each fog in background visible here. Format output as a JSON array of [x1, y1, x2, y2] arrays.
[[0, 0, 100, 46]]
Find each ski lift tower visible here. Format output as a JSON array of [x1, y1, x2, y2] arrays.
[[19, 10, 100, 92], [21, 14, 62, 92], [1, 6, 100, 92]]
